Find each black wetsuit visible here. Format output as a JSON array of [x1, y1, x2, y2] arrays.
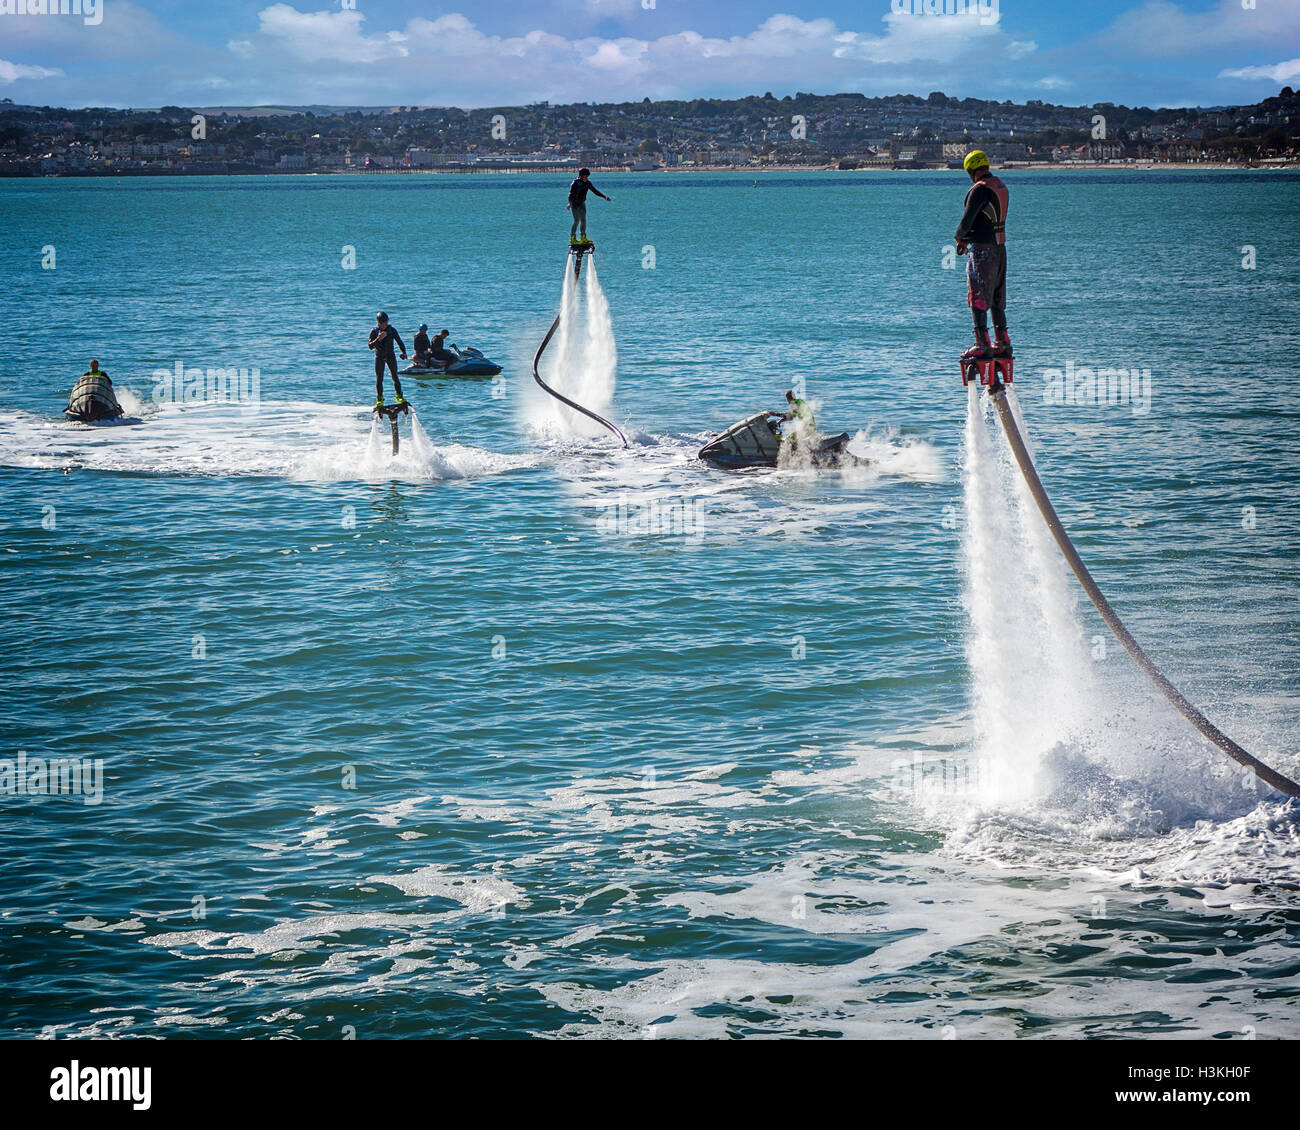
[[430, 336, 456, 365], [568, 178, 605, 207], [956, 176, 1008, 247], [369, 324, 406, 398], [568, 178, 608, 241], [413, 330, 431, 361]]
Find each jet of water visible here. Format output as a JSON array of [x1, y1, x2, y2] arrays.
[[961, 386, 1101, 804], [527, 256, 619, 441]]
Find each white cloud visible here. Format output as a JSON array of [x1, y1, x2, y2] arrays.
[[214, 7, 1037, 105], [1220, 57, 1300, 84], [17, 2, 1290, 110], [0, 59, 63, 84], [252, 4, 410, 64], [1101, 0, 1300, 60], [585, 39, 648, 73]]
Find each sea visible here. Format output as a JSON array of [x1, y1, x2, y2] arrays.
[[1, 168, 1298, 1038]]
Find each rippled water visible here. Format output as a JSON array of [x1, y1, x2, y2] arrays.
[[1, 171, 1298, 1039]]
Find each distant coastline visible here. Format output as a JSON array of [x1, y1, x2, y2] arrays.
[[7, 160, 1296, 180], [7, 88, 1294, 179]]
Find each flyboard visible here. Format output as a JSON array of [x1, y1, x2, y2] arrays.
[[531, 241, 628, 448], [570, 238, 594, 280], [373, 400, 410, 455], [964, 346, 1300, 797]]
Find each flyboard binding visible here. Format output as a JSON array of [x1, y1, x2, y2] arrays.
[[569, 239, 594, 278], [373, 400, 410, 455], [960, 351, 1013, 389]]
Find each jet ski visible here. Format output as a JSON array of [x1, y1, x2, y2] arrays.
[[64, 371, 124, 423], [401, 347, 502, 377], [698, 410, 857, 470]]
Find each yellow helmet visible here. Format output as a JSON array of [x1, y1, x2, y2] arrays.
[[963, 149, 990, 172]]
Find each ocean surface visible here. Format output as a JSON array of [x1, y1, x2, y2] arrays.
[[1, 169, 1298, 1039]]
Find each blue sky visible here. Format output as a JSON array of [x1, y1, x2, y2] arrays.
[[1, 0, 1298, 109]]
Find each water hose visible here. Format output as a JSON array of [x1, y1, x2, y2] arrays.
[[374, 402, 408, 455], [987, 381, 1300, 797], [531, 312, 628, 448]]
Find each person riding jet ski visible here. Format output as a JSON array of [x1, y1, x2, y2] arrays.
[[774, 390, 815, 458], [412, 324, 433, 365], [429, 330, 458, 367], [64, 360, 123, 422], [698, 394, 856, 470]]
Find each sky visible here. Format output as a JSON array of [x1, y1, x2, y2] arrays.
[[1, 0, 1298, 110]]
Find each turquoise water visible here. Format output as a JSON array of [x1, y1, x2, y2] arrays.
[[1, 170, 1299, 1039]]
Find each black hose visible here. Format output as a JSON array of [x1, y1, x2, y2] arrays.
[[988, 382, 1300, 798], [531, 313, 628, 449]]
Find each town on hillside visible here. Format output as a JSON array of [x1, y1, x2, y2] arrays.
[[2, 88, 1296, 176]]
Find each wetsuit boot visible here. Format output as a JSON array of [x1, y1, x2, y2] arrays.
[[961, 327, 993, 362], [993, 329, 1013, 359]]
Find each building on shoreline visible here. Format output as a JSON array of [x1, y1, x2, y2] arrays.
[[1, 89, 1295, 178]]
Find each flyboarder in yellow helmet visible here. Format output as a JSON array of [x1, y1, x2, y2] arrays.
[[955, 150, 1011, 363]]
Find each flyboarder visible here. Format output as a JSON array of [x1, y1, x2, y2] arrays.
[[955, 150, 1011, 364], [368, 311, 407, 409], [568, 168, 610, 246]]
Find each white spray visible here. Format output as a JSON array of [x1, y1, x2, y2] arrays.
[[408, 409, 440, 464], [528, 256, 619, 441], [580, 257, 618, 416], [353, 408, 459, 478], [961, 386, 1100, 804], [361, 415, 388, 471], [1003, 387, 1094, 713]]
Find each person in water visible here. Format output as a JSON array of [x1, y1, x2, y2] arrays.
[[775, 389, 815, 454], [368, 312, 407, 407], [955, 150, 1011, 362], [568, 168, 610, 245], [412, 324, 432, 365]]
